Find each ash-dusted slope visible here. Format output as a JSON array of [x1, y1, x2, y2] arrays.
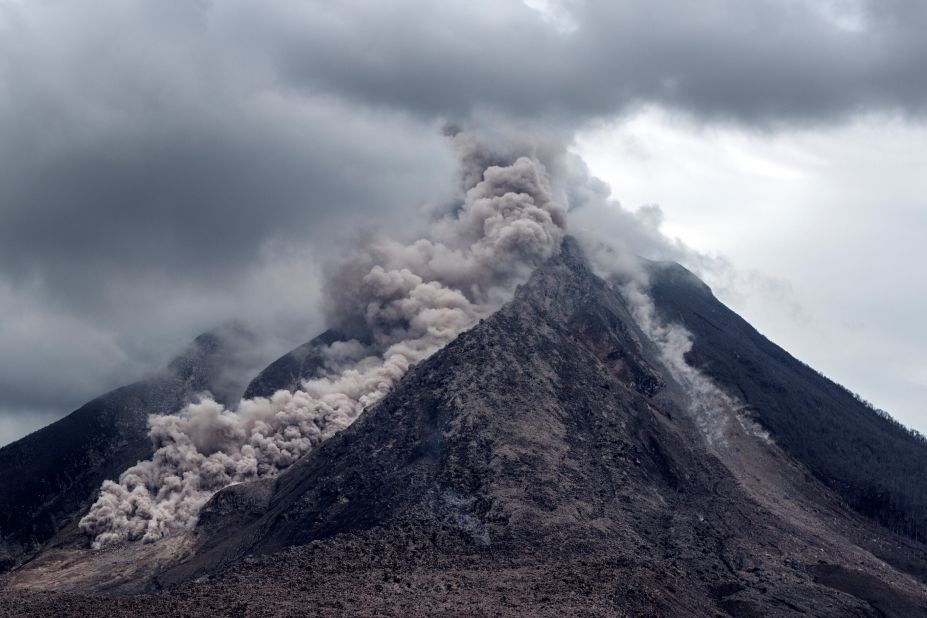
[[648, 262, 927, 544], [0, 325, 258, 571]]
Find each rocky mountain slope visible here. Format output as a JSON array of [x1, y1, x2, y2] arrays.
[[3, 240, 927, 616], [647, 260, 927, 543]]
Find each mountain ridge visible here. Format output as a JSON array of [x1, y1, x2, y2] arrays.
[[646, 259, 927, 543]]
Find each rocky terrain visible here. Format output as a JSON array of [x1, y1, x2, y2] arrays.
[[3, 240, 927, 616]]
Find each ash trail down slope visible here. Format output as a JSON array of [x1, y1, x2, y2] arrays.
[[648, 261, 927, 546], [169, 236, 671, 570], [0, 325, 258, 572]]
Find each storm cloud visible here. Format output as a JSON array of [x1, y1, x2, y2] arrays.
[[264, 0, 927, 124], [2, 0, 926, 443]]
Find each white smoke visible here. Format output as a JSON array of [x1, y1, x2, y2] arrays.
[[619, 275, 738, 445], [79, 135, 566, 548]]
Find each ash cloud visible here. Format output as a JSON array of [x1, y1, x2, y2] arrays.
[[79, 135, 566, 546]]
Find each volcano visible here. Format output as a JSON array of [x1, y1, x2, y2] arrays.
[[3, 238, 927, 617]]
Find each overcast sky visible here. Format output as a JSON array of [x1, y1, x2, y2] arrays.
[[1, 0, 925, 445]]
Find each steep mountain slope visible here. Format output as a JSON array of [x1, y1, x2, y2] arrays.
[[648, 261, 927, 543], [0, 325, 258, 571]]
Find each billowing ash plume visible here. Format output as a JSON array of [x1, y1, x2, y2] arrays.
[[79, 134, 566, 547]]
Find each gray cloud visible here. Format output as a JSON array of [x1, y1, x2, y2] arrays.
[[0, 1, 461, 436], [258, 0, 927, 124], [2, 0, 926, 443]]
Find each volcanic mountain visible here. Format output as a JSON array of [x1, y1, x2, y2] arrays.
[[3, 238, 927, 616]]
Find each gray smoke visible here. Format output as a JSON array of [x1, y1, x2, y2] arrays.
[[79, 134, 566, 547]]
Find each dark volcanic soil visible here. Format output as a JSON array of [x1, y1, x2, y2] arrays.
[[2, 525, 924, 617]]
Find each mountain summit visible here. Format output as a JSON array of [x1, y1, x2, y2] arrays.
[[3, 239, 927, 616]]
